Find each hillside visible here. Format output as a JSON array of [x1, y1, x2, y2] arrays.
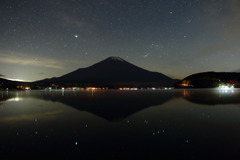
[[174, 72, 240, 88], [34, 57, 178, 88]]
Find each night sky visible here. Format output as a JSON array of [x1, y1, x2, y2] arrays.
[[0, 0, 240, 81]]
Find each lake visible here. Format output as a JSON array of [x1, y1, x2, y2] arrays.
[[0, 89, 240, 159]]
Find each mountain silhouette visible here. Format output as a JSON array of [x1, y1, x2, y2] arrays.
[[0, 78, 23, 90], [174, 72, 240, 88], [35, 57, 178, 88]]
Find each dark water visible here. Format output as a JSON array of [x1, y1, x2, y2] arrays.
[[0, 89, 240, 159]]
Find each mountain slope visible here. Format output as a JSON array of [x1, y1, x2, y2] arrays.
[[174, 72, 240, 88], [0, 78, 24, 89], [35, 57, 178, 88]]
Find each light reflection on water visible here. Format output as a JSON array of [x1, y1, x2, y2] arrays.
[[0, 89, 240, 159]]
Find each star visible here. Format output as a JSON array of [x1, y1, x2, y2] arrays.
[[1, 0, 239, 81], [186, 19, 192, 23], [144, 53, 150, 58]]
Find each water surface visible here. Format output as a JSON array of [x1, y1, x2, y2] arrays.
[[0, 89, 240, 159]]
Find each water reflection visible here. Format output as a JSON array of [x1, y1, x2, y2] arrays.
[[1, 89, 240, 121], [181, 89, 240, 105], [1, 90, 240, 159], [0, 90, 180, 121]]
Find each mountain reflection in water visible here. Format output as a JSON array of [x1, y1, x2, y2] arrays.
[[1, 89, 240, 121], [1, 90, 180, 121], [1, 89, 240, 159]]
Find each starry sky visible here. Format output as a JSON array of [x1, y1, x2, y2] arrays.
[[0, 0, 240, 81]]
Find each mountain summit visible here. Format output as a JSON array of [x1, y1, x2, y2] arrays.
[[105, 56, 125, 62], [35, 57, 178, 88]]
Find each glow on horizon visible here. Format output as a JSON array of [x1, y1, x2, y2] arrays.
[[6, 78, 32, 82]]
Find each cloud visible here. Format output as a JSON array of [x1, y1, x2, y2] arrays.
[[60, 13, 96, 33], [196, 0, 240, 57], [0, 110, 63, 124], [233, 69, 240, 72], [0, 51, 64, 69], [0, 74, 5, 77]]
